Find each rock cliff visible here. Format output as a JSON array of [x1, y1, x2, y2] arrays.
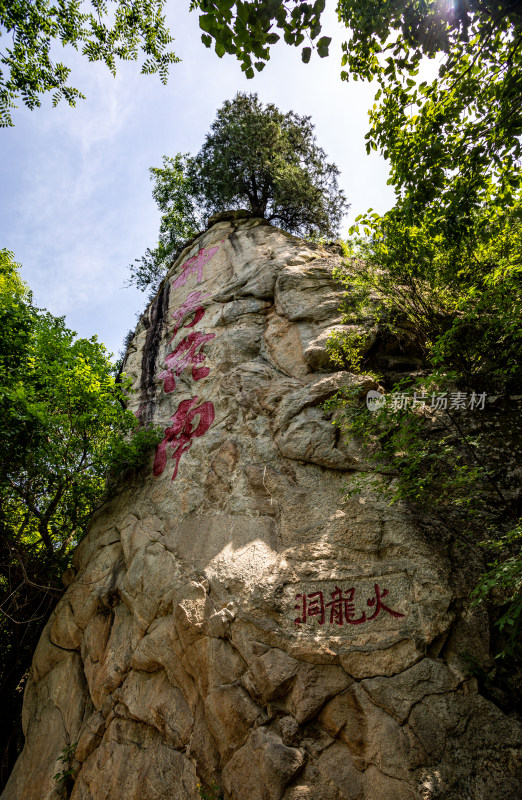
[[4, 213, 521, 800]]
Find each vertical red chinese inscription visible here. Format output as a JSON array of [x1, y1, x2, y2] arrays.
[[153, 396, 215, 481], [158, 247, 222, 394], [169, 290, 211, 341], [154, 241, 223, 481], [171, 245, 221, 289], [158, 331, 216, 393]]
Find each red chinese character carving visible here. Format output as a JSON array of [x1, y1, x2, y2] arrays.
[[294, 593, 307, 625], [326, 586, 366, 626], [308, 591, 326, 624], [366, 584, 405, 620], [294, 591, 325, 625], [158, 330, 216, 393], [153, 396, 215, 481], [172, 245, 220, 289], [170, 290, 211, 341]]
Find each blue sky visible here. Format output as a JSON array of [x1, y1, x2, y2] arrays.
[[0, 2, 395, 359]]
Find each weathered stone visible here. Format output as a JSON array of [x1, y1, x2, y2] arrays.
[[407, 690, 522, 797], [75, 712, 105, 763], [82, 603, 142, 709], [282, 765, 340, 800], [278, 716, 301, 748], [187, 701, 221, 787], [5, 216, 521, 800], [69, 718, 198, 800], [274, 262, 345, 322], [318, 681, 428, 781], [316, 742, 364, 799], [287, 663, 352, 723], [361, 658, 458, 723], [185, 636, 247, 696], [4, 652, 87, 800], [222, 727, 305, 800], [263, 310, 310, 378], [242, 648, 300, 703], [50, 600, 83, 650], [119, 669, 194, 747], [363, 766, 420, 800], [204, 684, 265, 762]]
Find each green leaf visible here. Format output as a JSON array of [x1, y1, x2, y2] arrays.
[[199, 14, 216, 33], [317, 36, 331, 49], [317, 40, 330, 58]]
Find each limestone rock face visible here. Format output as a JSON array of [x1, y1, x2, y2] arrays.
[[4, 216, 521, 800]]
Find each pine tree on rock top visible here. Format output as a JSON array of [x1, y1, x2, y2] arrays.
[[129, 92, 348, 293]]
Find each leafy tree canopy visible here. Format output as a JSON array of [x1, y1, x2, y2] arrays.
[[0, 0, 179, 126], [194, 92, 347, 230], [194, 2, 522, 228], [129, 92, 348, 291], [129, 152, 202, 293], [193, 1, 521, 80], [0, 247, 158, 571]]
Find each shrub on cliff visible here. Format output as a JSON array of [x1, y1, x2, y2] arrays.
[[129, 92, 348, 292], [326, 197, 522, 666]]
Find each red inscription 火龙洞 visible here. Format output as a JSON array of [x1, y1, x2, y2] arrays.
[[294, 584, 405, 627]]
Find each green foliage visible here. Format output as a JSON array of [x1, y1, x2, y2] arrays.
[[197, 780, 223, 800], [325, 370, 522, 659], [0, 247, 161, 561], [327, 206, 522, 656], [345, 197, 522, 391], [129, 92, 348, 291], [324, 376, 490, 515], [0, 250, 162, 784], [105, 418, 165, 482], [326, 326, 368, 375], [471, 521, 522, 659], [193, 92, 347, 233], [194, 93, 346, 236], [192, 0, 329, 73], [0, 0, 179, 126], [53, 740, 78, 786], [129, 154, 202, 293], [195, 2, 522, 228]]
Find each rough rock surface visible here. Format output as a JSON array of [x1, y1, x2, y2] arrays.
[[4, 215, 521, 800]]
